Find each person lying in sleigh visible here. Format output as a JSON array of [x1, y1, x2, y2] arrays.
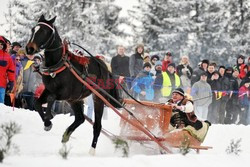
[[167, 88, 211, 142]]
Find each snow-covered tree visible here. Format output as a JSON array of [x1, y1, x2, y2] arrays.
[[5, 0, 127, 57]]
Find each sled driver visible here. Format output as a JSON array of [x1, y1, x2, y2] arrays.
[[167, 88, 209, 131]]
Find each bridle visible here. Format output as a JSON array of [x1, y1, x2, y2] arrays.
[[33, 22, 62, 51]]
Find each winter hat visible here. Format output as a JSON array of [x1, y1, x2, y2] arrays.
[[12, 42, 22, 48], [143, 54, 150, 60], [143, 62, 152, 69], [155, 61, 162, 67], [172, 88, 185, 97], [167, 63, 176, 68], [151, 55, 160, 61], [201, 59, 209, 65]]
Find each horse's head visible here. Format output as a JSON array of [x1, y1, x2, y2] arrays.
[[26, 15, 57, 55]]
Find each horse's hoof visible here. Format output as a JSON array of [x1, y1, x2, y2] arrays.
[[89, 147, 96, 156], [44, 121, 52, 131], [61, 131, 72, 143]]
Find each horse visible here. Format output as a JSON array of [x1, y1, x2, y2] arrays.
[[26, 15, 121, 155]]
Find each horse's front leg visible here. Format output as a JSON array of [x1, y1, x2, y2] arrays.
[[43, 94, 57, 131], [34, 89, 49, 124]]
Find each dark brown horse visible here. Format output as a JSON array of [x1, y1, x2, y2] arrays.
[[26, 15, 121, 155]]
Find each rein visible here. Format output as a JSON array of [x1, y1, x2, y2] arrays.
[[70, 42, 148, 107], [63, 59, 172, 153]]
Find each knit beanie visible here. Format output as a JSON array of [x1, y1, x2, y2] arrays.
[[172, 88, 185, 96], [143, 62, 152, 69]]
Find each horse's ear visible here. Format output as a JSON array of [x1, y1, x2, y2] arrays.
[[38, 14, 45, 22], [48, 16, 57, 24]]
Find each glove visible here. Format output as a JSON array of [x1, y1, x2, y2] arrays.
[[6, 81, 14, 93]]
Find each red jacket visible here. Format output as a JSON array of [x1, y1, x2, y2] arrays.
[[0, 43, 15, 88], [238, 64, 247, 79]]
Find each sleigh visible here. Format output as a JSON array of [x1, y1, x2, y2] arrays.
[[119, 99, 212, 153]]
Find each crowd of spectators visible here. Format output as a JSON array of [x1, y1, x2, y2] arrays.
[[0, 36, 249, 125], [111, 44, 250, 125]]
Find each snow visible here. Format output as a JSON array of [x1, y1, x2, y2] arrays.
[[0, 103, 250, 167]]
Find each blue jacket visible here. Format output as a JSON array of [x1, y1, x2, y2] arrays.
[[132, 70, 154, 101]]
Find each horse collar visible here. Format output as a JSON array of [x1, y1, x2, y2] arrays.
[[41, 44, 68, 78]]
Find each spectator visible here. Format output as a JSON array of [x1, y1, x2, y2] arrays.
[[234, 55, 247, 79], [129, 44, 144, 79], [218, 66, 226, 78], [111, 45, 130, 88], [11, 48, 26, 62], [207, 71, 221, 123], [150, 55, 160, 75], [232, 68, 242, 86], [132, 62, 154, 101], [143, 52, 150, 63], [162, 52, 172, 72], [5, 54, 23, 107], [154, 63, 181, 102], [240, 71, 250, 87], [20, 54, 42, 110], [0, 36, 15, 104], [191, 72, 212, 120], [206, 63, 216, 84], [10, 42, 22, 55], [217, 66, 231, 124], [224, 67, 240, 124], [191, 59, 209, 86], [5, 38, 11, 53], [176, 55, 193, 93], [154, 61, 162, 77], [238, 79, 250, 125]]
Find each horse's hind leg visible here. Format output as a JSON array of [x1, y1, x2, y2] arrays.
[[62, 100, 85, 143], [89, 96, 104, 155]]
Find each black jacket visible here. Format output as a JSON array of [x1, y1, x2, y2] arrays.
[[111, 54, 130, 77]]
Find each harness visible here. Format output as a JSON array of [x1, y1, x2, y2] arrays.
[[39, 40, 89, 78]]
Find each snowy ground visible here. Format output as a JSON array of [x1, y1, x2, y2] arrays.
[[0, 103, 250, 167]]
